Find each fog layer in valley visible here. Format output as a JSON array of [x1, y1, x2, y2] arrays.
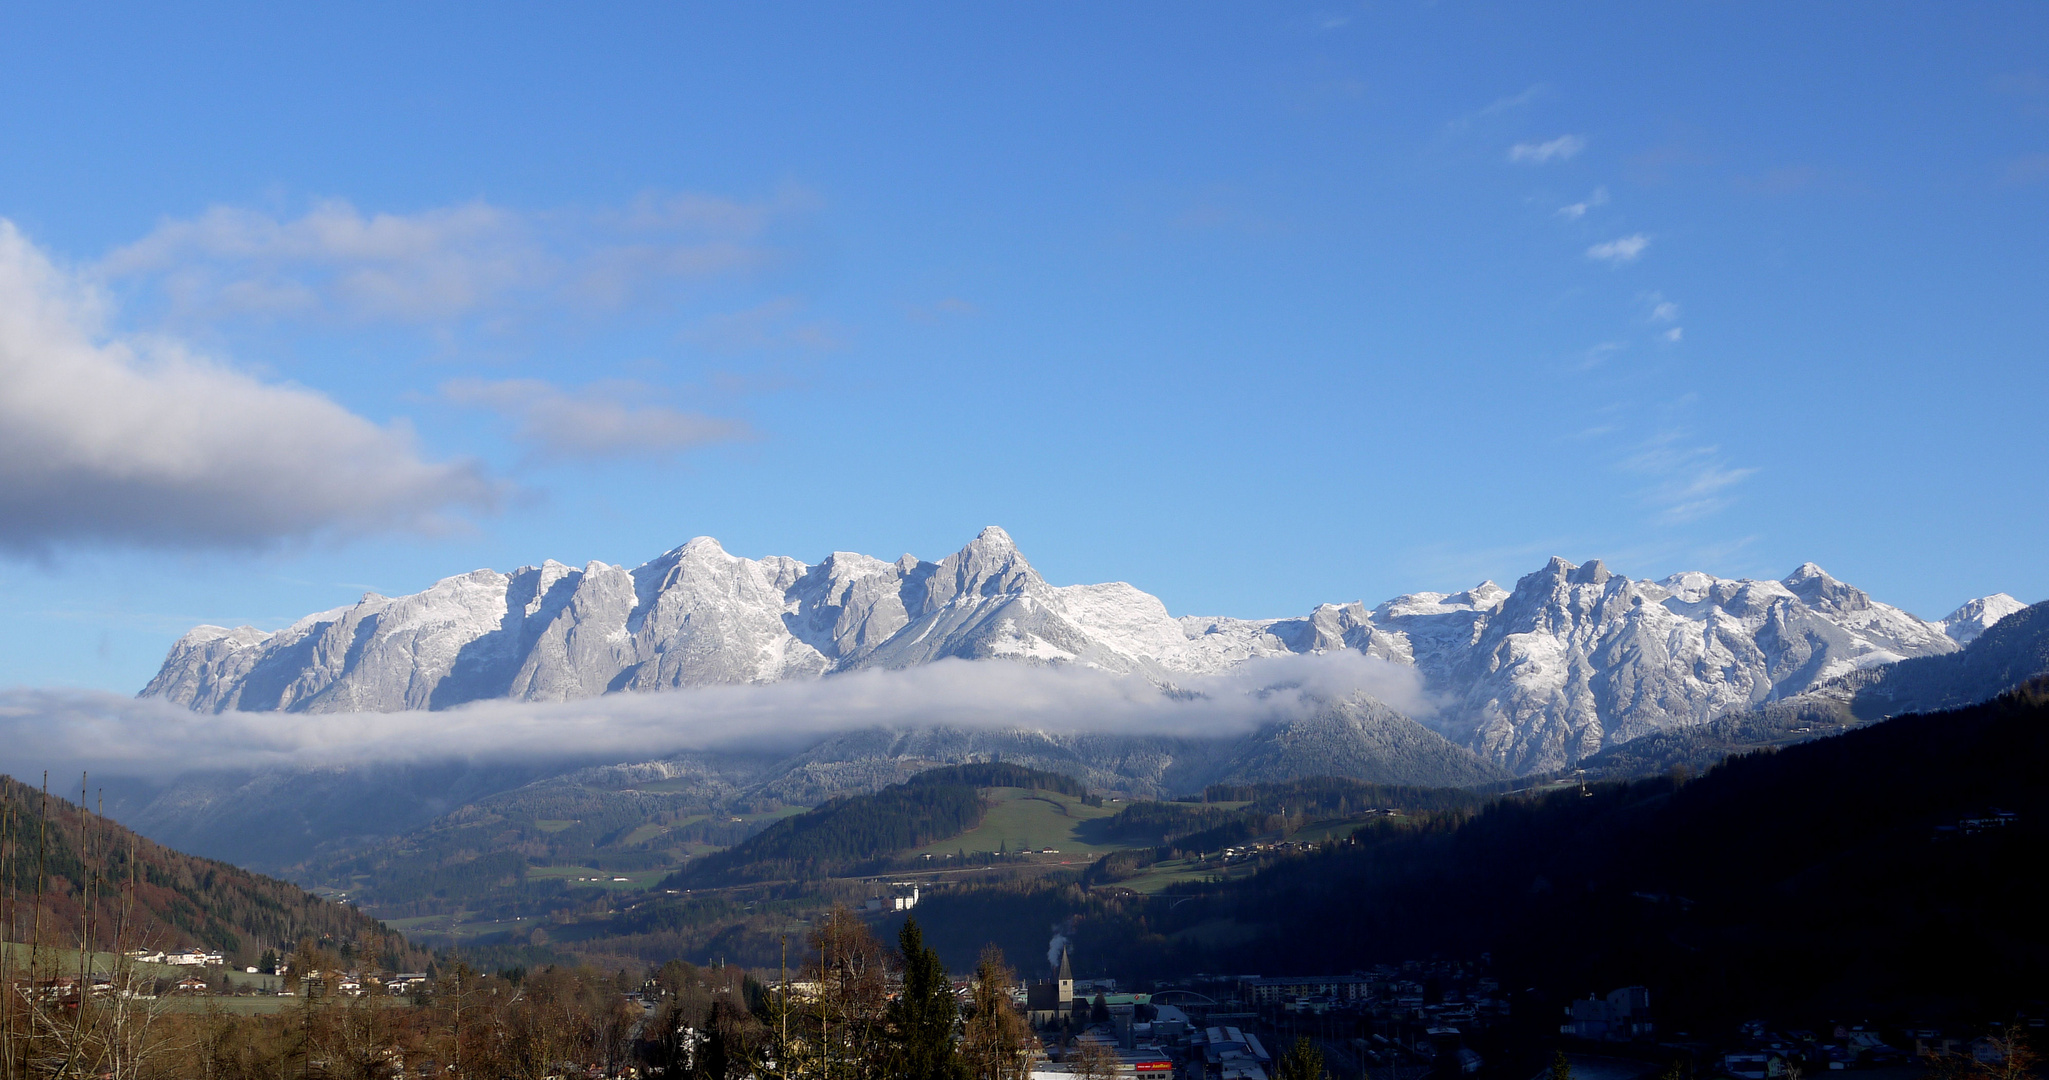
[[0, 651, 1431, 782]]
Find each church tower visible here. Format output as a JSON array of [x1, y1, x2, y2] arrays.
[[1057, 945, 1073, 1007]]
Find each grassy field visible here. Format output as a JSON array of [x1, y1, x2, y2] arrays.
[[905, 788, 1122, 862], [1, 940, 163, 977], [621, 820, 687, 845], [380, 911, 546, 942], [526, 865, 671, 890], [1287, 817, 1373, 843], [1104, 856, 1214, 894], [1, 941, 281, 992], [1105, 855, 1273, 894]]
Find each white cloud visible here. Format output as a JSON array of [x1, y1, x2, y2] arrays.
[[1556, 186, 1610, 219], [1442, 84, 1548, 139], [1586, 234, 1651, 264], [0, 220, 496, 554], [1481, 86, 1546, 115], [1508, 135, 1586, 164], [99, 190, 810, 325], [1622, 432, 1757, 524], [1641, 291, 1680, 322], [1663, 327, 1684, 342], [1578, 341, 1629, 370], [0, 652, 1434, 778], [443, 378, 750, 463]]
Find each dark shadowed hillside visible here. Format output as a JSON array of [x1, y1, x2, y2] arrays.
[[1847, 598, 2049, 718], [904, 680, 2049, 1027], [1, 774, 424, 970]]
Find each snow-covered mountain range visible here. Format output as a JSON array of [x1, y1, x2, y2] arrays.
[[141, 527, 2023, 773]]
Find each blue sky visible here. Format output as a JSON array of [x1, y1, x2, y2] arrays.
[[1, 3, 2044, 693]]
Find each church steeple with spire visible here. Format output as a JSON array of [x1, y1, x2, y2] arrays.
[[1026, 944, 1078, 1025]]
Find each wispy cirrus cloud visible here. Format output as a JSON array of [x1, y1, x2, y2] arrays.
[[1508, 134, 1586, 164], [97, 188, 816, 325], [442, 378, 751, 464], [1555, 186, 1609, 219], [1622, 432, 1757, 524], [1586, 234, 1651, 265], [679, 296, 846, 354], [1642, 292, 1683, 341], [1577, 340, 1629, 370], [1443, 84, 1547, 136], [2003, 152, 2049, 185], [0, 220, 497, 555]]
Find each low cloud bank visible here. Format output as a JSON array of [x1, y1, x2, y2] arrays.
[[0, 652, 1432, 780]]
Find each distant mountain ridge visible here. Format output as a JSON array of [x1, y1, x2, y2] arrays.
[[142, 527, 2018, 774], [1571, 596, 2049, 779]]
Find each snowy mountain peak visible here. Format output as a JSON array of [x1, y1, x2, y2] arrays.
[[676, 535, 732, 558], [929, 525, 1039, 603], [1782, 561, 1871, 614], [971, 524, 1018, 550], [1450, 582, 1509, 608], [1568, 559, 1613, 586], [140, 529, 1997, 775], [1938, 593, 2029, 646]]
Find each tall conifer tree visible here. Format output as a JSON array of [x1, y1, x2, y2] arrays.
[[889, 917, 969, 1080]]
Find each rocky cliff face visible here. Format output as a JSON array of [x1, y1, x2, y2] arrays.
[[143, 527, 2011, 773]]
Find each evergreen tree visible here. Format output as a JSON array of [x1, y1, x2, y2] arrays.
[[1553, 1051, 1575, 1080], [888, 917, 969, 1080], [1276, 1036, 1327, 1080]]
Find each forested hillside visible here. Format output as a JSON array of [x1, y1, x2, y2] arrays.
[[903, 680, 2049, 1026], [299, 773, 788, 918], [1, 774, 424, 970], [671, 763, 1090, 886], [1574, 695, 1855, 778]]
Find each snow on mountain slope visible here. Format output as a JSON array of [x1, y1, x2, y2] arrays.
[[1440, 558, 1956, 772], [1938, 593, 2028, 646], [141, 527, 1982, 773]]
